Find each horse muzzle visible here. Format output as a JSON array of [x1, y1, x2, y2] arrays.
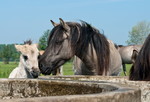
[[39, 64, 53, 75], [31, 71, 40, 78]]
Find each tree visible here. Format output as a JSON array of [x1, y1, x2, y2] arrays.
[[0, 45, 13, 64], [38, 29, 51, 50], [12, 51, 20, 63], [0, 44, 5, 61], [126, 21, 150, 45]]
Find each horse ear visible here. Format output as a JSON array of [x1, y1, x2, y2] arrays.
[[15, 45, 22, 52], [39, 50, 45, 55], [59, 18, 70, 31], [50, 20, 58, 27]]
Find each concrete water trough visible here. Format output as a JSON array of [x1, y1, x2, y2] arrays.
[[40, 75, 150, 102], [0, 78, 140, 102]]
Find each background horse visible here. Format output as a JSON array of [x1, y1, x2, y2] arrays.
[[117, 45, 142, 76], [9, 41, 40, 78], [129, 34, 150, 81], [39, 18, 122, 76]]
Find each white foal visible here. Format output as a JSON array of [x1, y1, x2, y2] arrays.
[[9, 43, 40, 78]]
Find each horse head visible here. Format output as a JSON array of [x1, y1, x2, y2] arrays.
[[39, 18, 111, 76], [15, 42, 40, 78], [39, 18, 76, 75]]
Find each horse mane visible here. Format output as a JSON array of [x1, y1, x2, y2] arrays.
[[114, 43, 118, 49], [129, 34, 150, 81], [76, 21, 110, 75], [118, 45, 124, 47], [24, 40, 32, 45]]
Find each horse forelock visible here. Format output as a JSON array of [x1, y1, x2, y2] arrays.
[[47, 26, 64, 47], [24, 40, 32, 45]]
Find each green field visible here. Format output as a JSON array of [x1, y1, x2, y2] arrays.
[[0, 62, 18, 78], [0, 62, 131, 78], [0, 62, 74, 78], [120, 64, 132, 76]]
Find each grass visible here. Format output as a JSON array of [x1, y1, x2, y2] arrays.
[[120, 64, 132, 76], [0, 61, 132, 78], [0, 61, 74, 78], [63, 62, 74, 75], [0, 62, 18, 78]]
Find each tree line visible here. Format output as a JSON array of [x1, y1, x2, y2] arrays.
[[0, 44, 19, 64], [0, 21, 150, 64]]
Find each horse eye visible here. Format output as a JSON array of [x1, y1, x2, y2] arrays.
[[56, 40, 63, 45], [23, 55, 28, 61], [38, 55, 40, 59]]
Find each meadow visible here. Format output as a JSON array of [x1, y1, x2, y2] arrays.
[[0, 62, 18, 78], [0, 62, 131, 78]]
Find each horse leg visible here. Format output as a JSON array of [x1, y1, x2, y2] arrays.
[[122, 64, 127, 76], [56, 68, 60, 75], [59, 66, 63, 75], [52, 70, 57, 75], [52, 66, 63, 75]]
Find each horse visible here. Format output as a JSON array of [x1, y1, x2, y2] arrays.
[[117, 45, 142, 76], [39, 18, 122, 76], [129, 34, 150, 81], [39, 50, 63, 75], [9, 41, 40, 78]]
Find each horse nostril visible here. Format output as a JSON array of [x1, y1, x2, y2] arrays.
[[32, 67, 40, 72], [32, 67, 36, 71]]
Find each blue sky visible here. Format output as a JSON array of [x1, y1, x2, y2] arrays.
[[0, 0, 150, 45]]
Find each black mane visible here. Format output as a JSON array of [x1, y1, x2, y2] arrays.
[[129, 34, 150, 81]]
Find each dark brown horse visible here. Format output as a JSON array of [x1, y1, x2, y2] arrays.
[[39, 18, 122, 76], [129, 34, 150, 81]]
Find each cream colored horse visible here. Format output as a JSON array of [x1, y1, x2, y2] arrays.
[[9, 44, 40, 78]]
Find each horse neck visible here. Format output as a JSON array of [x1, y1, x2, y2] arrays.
[[76, 43, 102, 75], [75, 37, 111, 76], [73, 25, 110, 75]]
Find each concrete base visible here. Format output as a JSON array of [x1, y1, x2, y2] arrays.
[[0, 77, 141, 102]]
